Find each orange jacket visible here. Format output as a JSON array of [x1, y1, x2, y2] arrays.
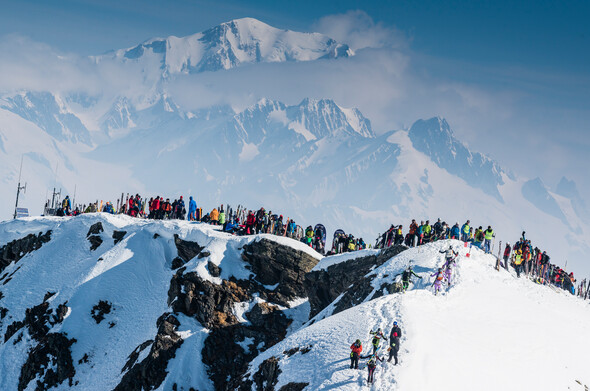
[[210, 208, 219, 221], [350, 343, 362, 354]]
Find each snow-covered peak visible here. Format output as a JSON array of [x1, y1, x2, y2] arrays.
[[104, 17, 353, 75], [408, 117, 505, 201]]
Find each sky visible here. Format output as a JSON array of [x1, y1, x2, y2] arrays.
[[0, 0, 588, 196]]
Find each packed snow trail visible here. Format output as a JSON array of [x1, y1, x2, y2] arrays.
[[247, 241, 590, 391]]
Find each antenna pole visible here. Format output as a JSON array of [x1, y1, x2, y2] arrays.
[[13, 155, 26, 219]]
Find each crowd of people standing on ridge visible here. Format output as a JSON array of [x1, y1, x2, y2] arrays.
[[376, 219, 496, 255], [44, 192, 373, 256]]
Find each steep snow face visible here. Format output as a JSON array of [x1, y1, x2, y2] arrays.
[[408, 117, 505, 202], [104, 18, 353, 75], [522, 177, 569, 226], [245, 240, 590, 391], [0, 214, 322, 391], [0, 91, 92, 145]]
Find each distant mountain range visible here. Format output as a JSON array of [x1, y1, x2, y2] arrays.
[[0, 17, 588, 274]]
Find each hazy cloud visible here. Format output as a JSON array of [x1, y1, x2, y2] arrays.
[[313, 10, 409, 51]]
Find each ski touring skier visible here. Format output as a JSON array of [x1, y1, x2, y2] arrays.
[[431, 268, 445, 295], [361, 353, 383, 384], [388, 321, 402, 365], [369, 328, 387, 353], [401, 265, 422, 291], [350, 339, 363, 369]]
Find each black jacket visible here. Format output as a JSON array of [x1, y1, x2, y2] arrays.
[[390, 325, 402, 342]]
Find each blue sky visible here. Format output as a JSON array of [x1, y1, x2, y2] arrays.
[[1, 0, 589, 197]]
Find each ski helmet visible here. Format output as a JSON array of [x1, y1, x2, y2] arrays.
[[393, 321, 398, 326], [356, 339, 361, 344]]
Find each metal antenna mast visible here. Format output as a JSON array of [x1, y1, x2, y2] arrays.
[[13, 155, 27, 219]]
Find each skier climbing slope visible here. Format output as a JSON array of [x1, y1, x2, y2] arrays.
[[246, 240, 590, 391]]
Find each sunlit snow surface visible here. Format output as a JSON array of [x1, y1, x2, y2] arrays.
[[0, 214, 589, 391], [247, 240, 590, 391]]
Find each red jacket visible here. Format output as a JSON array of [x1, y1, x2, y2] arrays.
[[350, 342, 362, 354], [246, 213, 256, 226]]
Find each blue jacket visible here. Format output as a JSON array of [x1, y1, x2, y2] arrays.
[[188, 199, 197, 213], [451, 225, 461, 238]]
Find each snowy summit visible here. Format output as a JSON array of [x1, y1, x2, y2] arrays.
[[101, 17, 354, 75]]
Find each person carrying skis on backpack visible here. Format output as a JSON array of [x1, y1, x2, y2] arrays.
[[401, 265, 422, 291], [431, 268, 445, 295], [388, 321, 402, 364], [440, 246, 457, 263], [360, 353, 383, 384], [369, 328, 387, 353], [350, 339, 363, 369]]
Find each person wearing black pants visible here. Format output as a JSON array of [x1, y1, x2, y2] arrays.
[[388, 321, 402, 364]]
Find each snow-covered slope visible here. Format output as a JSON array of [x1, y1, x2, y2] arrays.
[[246, 240, 590, 391], [0, 214, 322, 391], [1, 216, 588, 391], [98, 17, 353, 76]]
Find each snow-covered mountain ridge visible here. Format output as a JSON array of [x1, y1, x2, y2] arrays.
[[0, 215, 588, 391], [0, 16, 588, 275], [98, 17, 353, 76]]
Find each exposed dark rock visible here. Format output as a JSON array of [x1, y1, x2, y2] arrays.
[[113, 230, 127, 245], [174, 234, 204, 263], [168, 242, 306, 391], [0, 307, 8, 320], [109, 321, 116, 328], [18, 332, 77, 391], [279, 383, 309, 391], [242, 239, 320, 307], [91, 300, 112, 324], [171, 257, 185, 270], [0, 231, 52, 274], [43, 291, 56, 302], [198, 251, 211, 259], [252, 357, 281, 391], [78, 353, 89, 365], [283, 345, 312, 357], [121, 340, 153, 373], [114, 313, 183, 391], [7, 295, 76, 391], [207, 261, 221, 277], [304, 245, 407, 317], [87, 235, 103, 251], [86, 222, 104, 237], [4, 295, 69, 343], [153, 233, 160, 239]]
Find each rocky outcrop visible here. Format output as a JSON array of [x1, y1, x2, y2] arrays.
[[242, 239, 320, 307], [251, 357, 281, 391], [112, 230, 127, 245], [18, 333, 77, 391], [305, 245, 407, 318], [86, 222, 104, 251], [2, 293, 76, 391], [91, 300, 112, 324], [171, 234, 205, 269], [114, 313, 184, 391], [0, 231, 51, 274], [165, 238, 319, 391]]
